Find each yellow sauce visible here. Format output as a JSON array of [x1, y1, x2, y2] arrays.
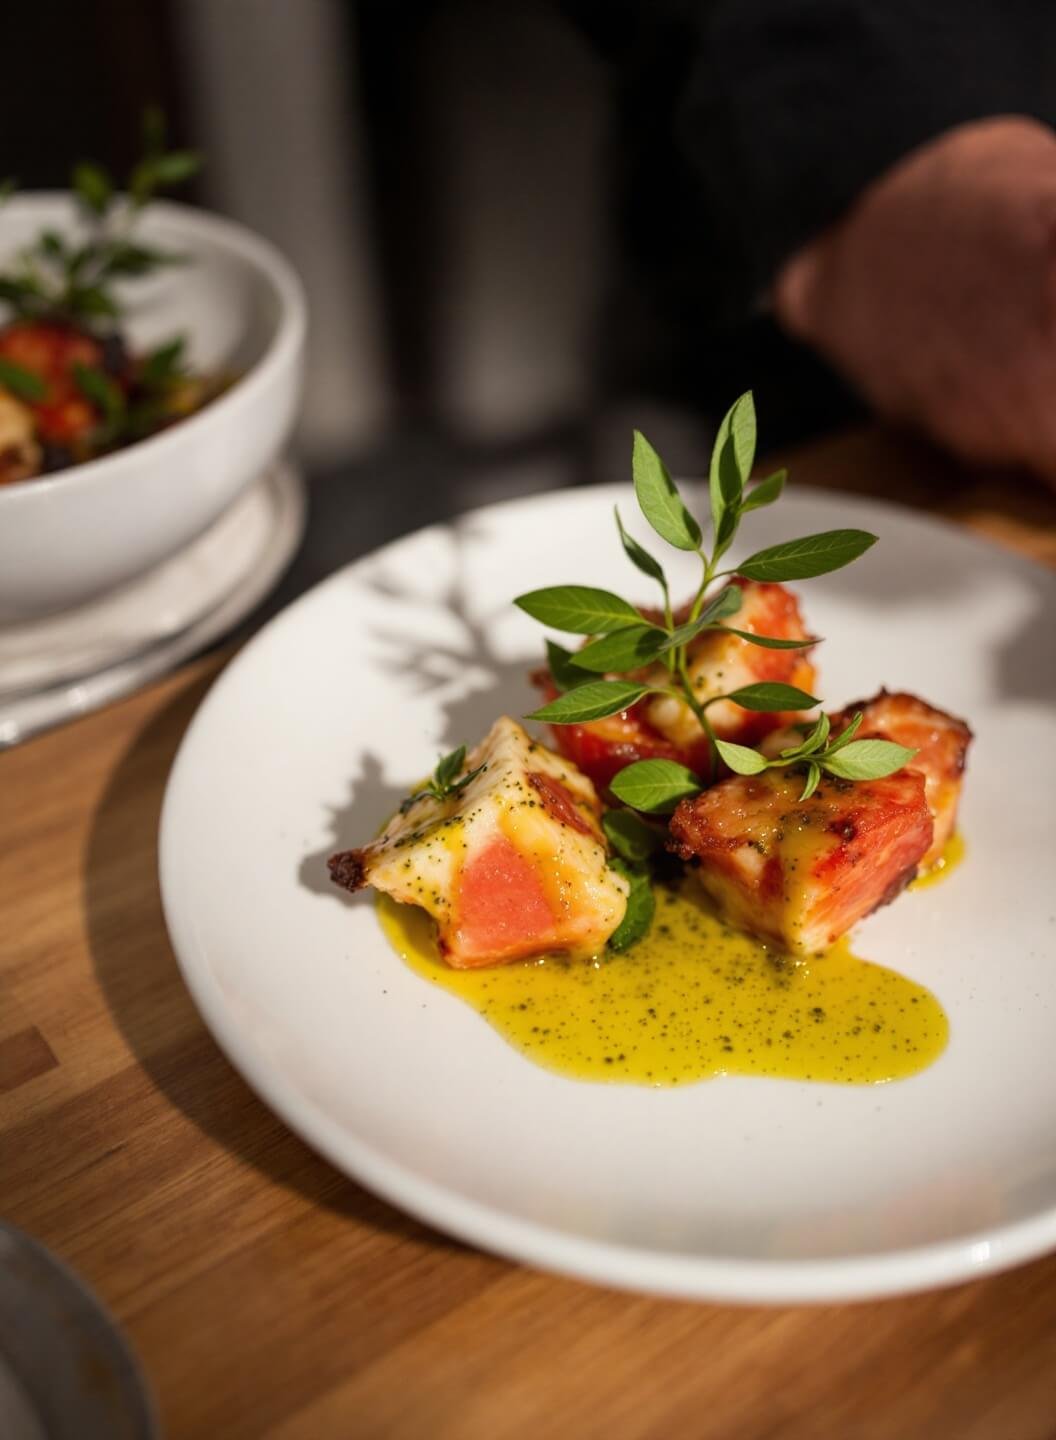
[[910, 831, 966, 890], [377, 874, 949, 1087]]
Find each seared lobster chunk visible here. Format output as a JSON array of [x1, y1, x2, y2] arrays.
[[828, 691, 971, 868], [668, 768, 933, 954], [329, 717, 628, 968]]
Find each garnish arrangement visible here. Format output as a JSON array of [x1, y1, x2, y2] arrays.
[[0, 111, 223, 485], [329, 393, 972, 1086]]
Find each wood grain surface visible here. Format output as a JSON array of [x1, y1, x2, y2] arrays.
[[3, 427, 1056, 1440]]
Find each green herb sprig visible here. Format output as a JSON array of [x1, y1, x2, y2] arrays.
[[399, 745, 487, 815], [0, 108, 200, 328], [608, 711, 917, 813], [516, 394, 874, 766]]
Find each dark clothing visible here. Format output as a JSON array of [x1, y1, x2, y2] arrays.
[[568, 0, 1056, 323]]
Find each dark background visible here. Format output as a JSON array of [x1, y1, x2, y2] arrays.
[[2, 0, 858, 590]]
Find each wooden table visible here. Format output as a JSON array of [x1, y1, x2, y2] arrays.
[[4, 427, 1056, 1440]]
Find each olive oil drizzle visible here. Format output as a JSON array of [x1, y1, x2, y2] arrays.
[[377, 867, 950, 1087]]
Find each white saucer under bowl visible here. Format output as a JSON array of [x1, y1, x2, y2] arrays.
[[0, 460, 305, 746]]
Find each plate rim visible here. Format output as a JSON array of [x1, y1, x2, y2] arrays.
[[160, 480, 1056, 1304]]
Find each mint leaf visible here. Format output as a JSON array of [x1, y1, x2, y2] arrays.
[[632, 430, 702, 551], [72, 363, 124, 425], [738, 530, 877, 582], [609, 758, 702, 814], [664, 586, 743, 651], [574, 623, 669, 674], [526, 680, 649, 725], [715, 739, 769, 775], [515, 585, 641, 635], [740, 468, 786, 513], [724, 681, 820, 712], [820, 739, 917, 781]]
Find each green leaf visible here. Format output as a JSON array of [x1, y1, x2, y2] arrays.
[[40, 229, 67, 262], [823, 711, 864, 755], [0, 357, 47, 402], [526, 680, 649, 725], [738, 529, 878, 582], [709, 392, 754, 548], [614, 506, 668, 591], [715, 739, 769, 776], [602, 808, 663, 862], [72, 161, 113, 216], [740, 468, 786, 513], [821, 739, 917, 781], [72, 363, 125, 424], [545, 639, 591, 693], [66, 285, 121, 319], [729, 391, 757, 483], [609, 759, 702, 814], [793, 712, 831, 756], [140, 336, 187, 387], [514, 585, 641, 635], [100, 242, 186, 279], [721, 627, 815, 650], [607, 862, 656, 953], [434, 745, 467, 790], [142, 104, 167, 157], [632, 429, 701, 552], [799, 763, 822, 801], [663, 585, 744, 653], [724, 681, 820, 713], [150, 150, 202, 186], [573, 623, 669, 674]]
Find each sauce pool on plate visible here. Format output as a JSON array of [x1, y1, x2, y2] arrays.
[[377, 853, 956, 1086]]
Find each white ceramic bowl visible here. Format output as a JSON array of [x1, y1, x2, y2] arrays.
[[0, 195, 305, 622]]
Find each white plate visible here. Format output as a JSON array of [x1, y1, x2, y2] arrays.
[[160, 483, 1056, 1303], [0, 462, 304, 747]]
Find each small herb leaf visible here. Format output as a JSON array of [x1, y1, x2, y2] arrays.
[[738, 529, 878, 582], [609, 758, 702, 814], [820, 739, 917, 781], [0, 357, 47, 402], [823, 711, 864, 755], [632, 430, 702, 551], [602, 809, 663, 863], [721, 627, 816, 650], [740, 468, 786, 513], [799, 762, 822, 801], [72, 363, 124, 424], [573, 623, 669, 674], [607, 861, 656, 952], [715, 739, 769, 775], [545, 639, 591, 693], [515, 585, 641, 635], [434, 745, 467, 791], [72, 162, 113, 216], [724, 681, 820, 713], [526, 680, 649, 725], [614, 506, 668, 590]]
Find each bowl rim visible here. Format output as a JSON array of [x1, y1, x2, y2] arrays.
[[0, 193, 307, 506]]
